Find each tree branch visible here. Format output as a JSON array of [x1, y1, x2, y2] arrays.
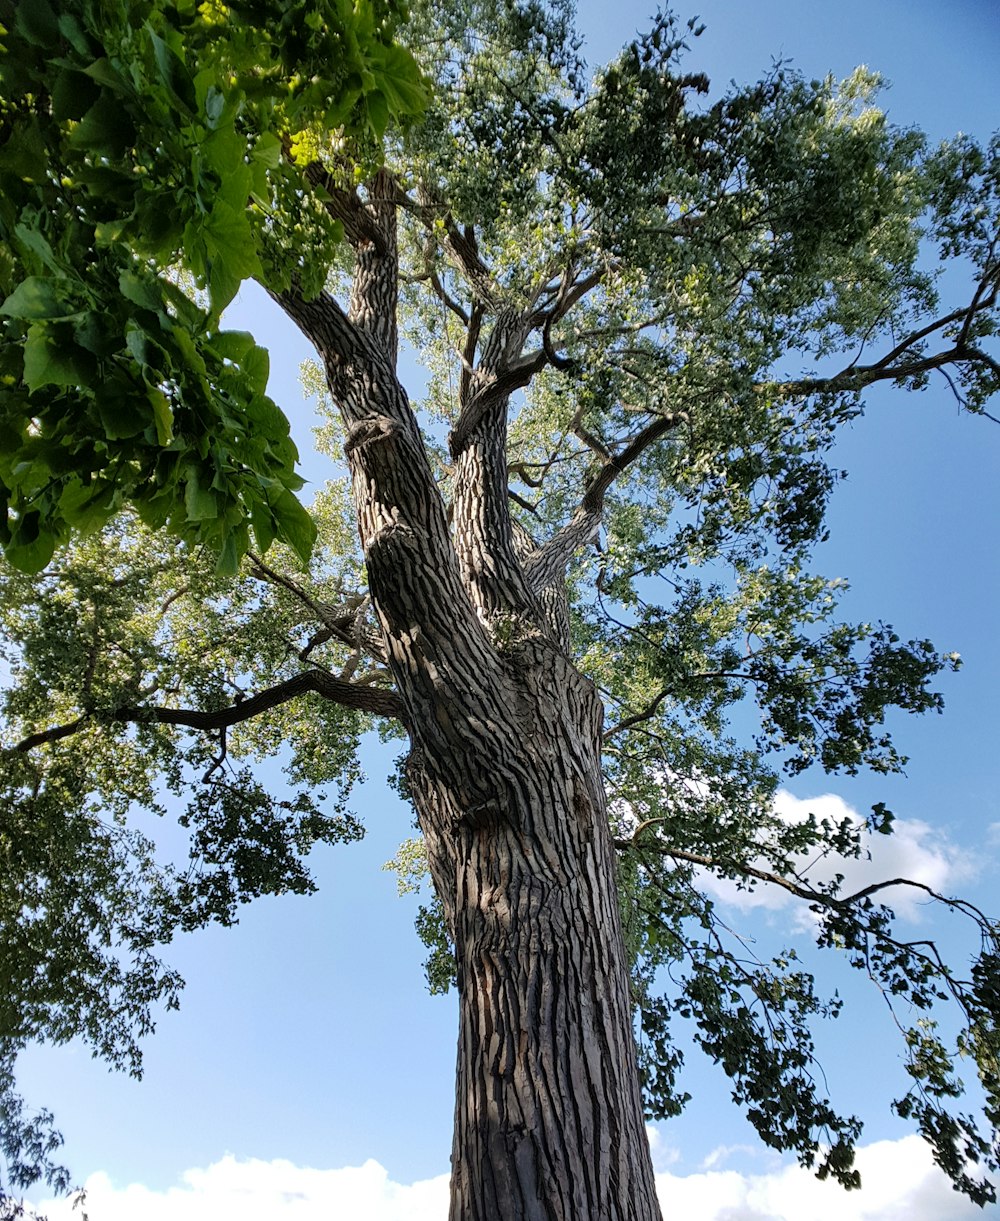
[[616, 838, 992, 931], [300, 157, 386, 252], [761, 285, 1000, 402], [264, 281, 371, 366], [582, 413, 688, 514], [449, 348, 547, 458], [523, 412, 687, 593], [398, 184, 503, 310], [246, 553, 385, 662], [8, 669, 407, 754]]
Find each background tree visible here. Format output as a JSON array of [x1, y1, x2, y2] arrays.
[[2, 1, 999, 1218]]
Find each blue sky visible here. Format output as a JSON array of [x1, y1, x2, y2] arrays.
[[17, 2, 1000, 1217]]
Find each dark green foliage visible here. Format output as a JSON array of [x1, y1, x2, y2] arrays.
[[0, 0, 426, 574]]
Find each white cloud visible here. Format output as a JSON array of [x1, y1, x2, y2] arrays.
[[699, 790, 976, 923], [655, 1135, 984, 1221], [646, 1123, 681, 1171], [699, 1143, 762, 1171], [31, 1157, 451, 1221], [29, 1137, 986, 1221]]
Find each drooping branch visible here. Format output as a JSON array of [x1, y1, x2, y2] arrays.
[[8, 668, 407, 755], [619, 835, 992, 1007]]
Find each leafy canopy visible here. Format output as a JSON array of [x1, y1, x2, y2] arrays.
[[2, 0, 1000, 1212]]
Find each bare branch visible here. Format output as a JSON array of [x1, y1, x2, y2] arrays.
[[603, 689, 673, 740], [582, 413, 687, 514], [617, 838, 993, 931], [398, 184, 503, 309], [460, 302, 484, 403]]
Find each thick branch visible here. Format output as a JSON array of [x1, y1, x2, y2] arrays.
[[8, 669, 407, 754], [265, 282, 370, 365], [348, 169, 399, 363], [523, 413, 686, 593], [399, 184, 503, 310], [449, 347, 547, 458], [302, 159, 386, 252], [584, 413, 687, 513], [522, 504, 601, 594]]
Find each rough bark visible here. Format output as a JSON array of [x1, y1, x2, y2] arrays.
[[298, 171, 663, 1220], [409, 638, 662, 1221]]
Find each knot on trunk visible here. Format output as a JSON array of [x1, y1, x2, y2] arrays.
[[344, 415, 405, 454]]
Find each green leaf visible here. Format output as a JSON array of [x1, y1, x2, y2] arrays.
[[58, 480, 118, 533], [1, 278, 76, 321], [12, 225, 60, 274], [56, 13, 91, 55], [241, 346, 270, 396], [14, 0, 59, 48], [119, 272, 164, 314], [365, 90, 390, 139], [369, 43, 429, 119], [211, 331, 256, 363], [68, 93, 137, 158], [215, 523, 249, 575], [147, 387, 174, 446], [22, 324, 94, 391], [148, 28, 196, 112], [270, 488, 316, 564], [205, 86, 226, 127], [97, 391, 147, 440], [184, 466, 219, 521], [250, 500, 277, 553], [82, 57, 129, 93], [4, 510, 56, 573], [202, 199, 261, 314], [51, 68, 100, 121], [253, 132, 283, 169]]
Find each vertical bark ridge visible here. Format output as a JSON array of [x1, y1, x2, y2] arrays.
[[320, 173, 511, 759], [307, 168, 662, 1221], [450, 309, 545, 629], [409, 642, 663, 1221], [511, 520, 572, 652], [348, 168, 399, 365]]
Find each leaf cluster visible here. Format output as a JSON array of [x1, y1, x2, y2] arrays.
[[0, 0, 427, 573]]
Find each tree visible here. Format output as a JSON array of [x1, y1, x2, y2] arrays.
[[2, 1, 999, 1218]]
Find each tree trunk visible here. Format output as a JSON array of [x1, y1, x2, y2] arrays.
[[294, 169, 663, 1220], [410, 638, 663, 1221]]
